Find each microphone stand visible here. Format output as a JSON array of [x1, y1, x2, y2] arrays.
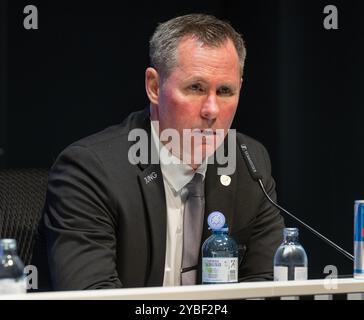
[[258, 178, 354, 262], [239, 142, 354, 262]]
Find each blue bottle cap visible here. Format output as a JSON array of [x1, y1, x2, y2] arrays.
[[207, 211, 226, 230]]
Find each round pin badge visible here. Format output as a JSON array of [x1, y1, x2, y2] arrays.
[[220, 175, 231, 187], [207, 211, 226, 230]]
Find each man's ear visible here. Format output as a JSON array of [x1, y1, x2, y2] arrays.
[[145, 67, 160, 105], [240, 77, 243, 90]]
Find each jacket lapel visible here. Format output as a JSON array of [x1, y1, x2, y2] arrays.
[[132, 109, 167, 286], [138, 164, 166, 286]]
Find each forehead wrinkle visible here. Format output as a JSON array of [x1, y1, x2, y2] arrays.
[[174, 38, 240, 84], [175, 63, 240, 88]]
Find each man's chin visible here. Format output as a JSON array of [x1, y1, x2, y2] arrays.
[[183, 145, 217, 166], [201, 144, 217, 159]]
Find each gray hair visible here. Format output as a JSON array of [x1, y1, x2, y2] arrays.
[[149, 14, 246, 79]]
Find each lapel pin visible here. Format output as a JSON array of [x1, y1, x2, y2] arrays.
[[144, 171, 157, 184], [220, 175, 231, 187]]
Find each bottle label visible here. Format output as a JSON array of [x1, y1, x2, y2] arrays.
[[274, 266, 308, 281], [294, 267, 308, 280], [0, 279, 26, 294], [202, 257, 238, 283], [274, 266, 288, 281]]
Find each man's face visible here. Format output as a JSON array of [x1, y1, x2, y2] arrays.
[[148, 36, 242, 167]]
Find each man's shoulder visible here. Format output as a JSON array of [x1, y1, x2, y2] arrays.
[[236, 132, 268, 156], [68, 108, 149, 151], [52, 108, 150, 170], [235, 131, 273, 177]]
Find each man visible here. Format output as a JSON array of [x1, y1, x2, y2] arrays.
[[38, 14, 284, 290]]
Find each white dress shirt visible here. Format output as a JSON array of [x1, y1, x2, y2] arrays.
[[150, 121, 207, 286]]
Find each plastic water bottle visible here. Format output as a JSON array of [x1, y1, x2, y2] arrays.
[[202, 211, 239, 284], [0, 239, 26, 294], [274, 228, 308, 281]]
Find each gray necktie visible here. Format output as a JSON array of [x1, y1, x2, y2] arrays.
[[181, 173, 205, 285]]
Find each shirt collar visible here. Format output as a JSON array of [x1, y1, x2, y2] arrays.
[[150, 121, 207, 193]]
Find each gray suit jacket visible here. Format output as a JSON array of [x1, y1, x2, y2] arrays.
[[39, 109, 284, 290]]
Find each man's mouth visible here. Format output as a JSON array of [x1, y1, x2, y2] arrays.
[[191, 129, 216, 136]]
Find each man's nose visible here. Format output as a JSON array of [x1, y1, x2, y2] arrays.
[[201, 94, 219, 121]]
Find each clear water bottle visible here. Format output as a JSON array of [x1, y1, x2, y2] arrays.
[[0, 239, 26, 294], [202, 211, 238, 284], [274, 228, 308, 281]]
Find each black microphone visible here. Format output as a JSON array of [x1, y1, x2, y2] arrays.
[[239, 143, 354, 262]]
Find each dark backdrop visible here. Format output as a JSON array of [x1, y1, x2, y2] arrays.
[[1, 0, 363, 279]]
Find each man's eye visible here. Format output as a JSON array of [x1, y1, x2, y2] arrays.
[[217, 86, 233, 96], [189, 84, 204, 92]]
